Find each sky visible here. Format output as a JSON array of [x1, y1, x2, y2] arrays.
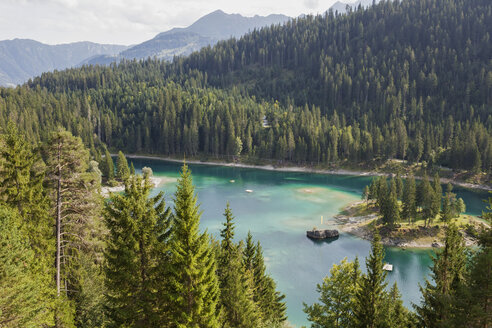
[[0, 0, 343, 46]]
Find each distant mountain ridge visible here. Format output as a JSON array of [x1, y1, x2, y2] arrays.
[[0, 39, 127, 86], [0, 1, 375, 86], [85, 10, 291, 66]]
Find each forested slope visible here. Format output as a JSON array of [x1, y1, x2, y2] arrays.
[[2, 0, 491, 173]]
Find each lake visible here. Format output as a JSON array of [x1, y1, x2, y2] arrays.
[[129, 158, 489, 327]]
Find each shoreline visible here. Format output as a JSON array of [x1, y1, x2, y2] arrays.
[[101, 176, 164, 197], [334, 201, 488, 248], [123, 154, 492, 192]]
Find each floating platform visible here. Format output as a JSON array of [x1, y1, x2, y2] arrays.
[[306, 229, 339, 240], [383, 264, 393, 271]]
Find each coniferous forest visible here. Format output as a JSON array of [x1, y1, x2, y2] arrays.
[[0, 0, 490, 174], [0, 0, 491, 327]]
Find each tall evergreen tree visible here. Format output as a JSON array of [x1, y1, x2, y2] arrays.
[[116, 151, 130, 181], [415, 223, 467, 327], [101, 148, 114, 181], [0, 206, 53, 328], [431, 174, 442, 220], [168, 164, 220, 327], [353, 231, 388, 328], [304, 258, 360, 328], [44, 129, 102, 327], [0, 122, 52, 255], [402, 175, 417, 223], [104, 175, 171, 327], [217, 203, 259, 328]]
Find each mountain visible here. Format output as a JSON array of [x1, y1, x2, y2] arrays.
[[0, 39, 127, 86], [329, 0, 375, 14], [85, 10, 290, 65]]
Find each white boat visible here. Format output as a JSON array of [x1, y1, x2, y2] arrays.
[[383, 264, 393, 271], [245, 189, 253, 193], [230, 180, 235, 183]]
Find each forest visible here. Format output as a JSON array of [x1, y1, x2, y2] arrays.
[[0, 124, 286, 327], [0, 0, 491, 326], [0, 0, 489, 174]]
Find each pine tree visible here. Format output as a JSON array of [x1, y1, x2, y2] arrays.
[[168, 164, 220, 327], [353, 231, 388, 328], [102, 148, 114, 181], [415, 223, 467, 327], [217, 203, 259, 328], [395, 175, 404, 200], [381, 283, 413, 328], [104, 175, 171, 327], [0, 122, 52, 255], [44, 129, 102, 326], [304, 258, 360, 328], [116, 151, 130, 181], [382, 188, 400, 226], [419, 177, 434, 226], [431, 174, 442, 220], [0, 206, 53, 328], [130, 162, 136, 175], [402, 175, 417, 223]]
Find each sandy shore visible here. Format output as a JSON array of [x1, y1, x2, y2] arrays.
[[123, 154, 492, 191], [101, 176, 164, 197]]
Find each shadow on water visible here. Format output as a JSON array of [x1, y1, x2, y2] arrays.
[[307, 236, 340, 246]]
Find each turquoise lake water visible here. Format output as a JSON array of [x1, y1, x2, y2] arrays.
[[129, 158, 489, 327]]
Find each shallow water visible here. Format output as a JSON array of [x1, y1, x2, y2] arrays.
[[129, 158, 489, 327]]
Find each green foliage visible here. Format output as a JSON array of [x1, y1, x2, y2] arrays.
[[415, 223, 467, 327], [217, 203, 259, 328], [168, 164, 220, 327], [0, 122, 52, 256], [0, 206, 53, 328], [104, 175, 171, 327], [353, 231, 387, 328], [101, 148, 114, 180], [402, 176, 417, 223], [116, 151, 130, 181], [303, 257, 360, 328]]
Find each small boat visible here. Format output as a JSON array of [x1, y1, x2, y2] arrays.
[[230, 180, 235, 183], [383, 264, 393, 271], [245, 189, 253, 193]]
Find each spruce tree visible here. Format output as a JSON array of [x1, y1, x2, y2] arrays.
[[431, 174, 442, 220], [44, 129, 103, 327], [382, 188, 400, 226], [415, 223, 467, 327], [402, 175, 417, 223], [304, 258, 360, 328], [354, 231, 388, 328], [0, 206, 53, 327], [168, 164, 220, 327], [217, 203, 259, 328], [104, 175, 171, 327], [251, 242, 287, 325], [116, 151, 130, 181], [0, 122, 52, 255], [381, 283, 413, 328], [102, 148, 114, 181]]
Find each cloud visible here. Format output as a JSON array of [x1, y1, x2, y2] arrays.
[[0, 0, 338, 45], [304, 0, 320, 9]]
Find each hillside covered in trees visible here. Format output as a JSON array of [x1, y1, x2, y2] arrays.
[[0, 0, 489, 177]]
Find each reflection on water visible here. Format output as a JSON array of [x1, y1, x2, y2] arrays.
[[129, 158, 487, 327]]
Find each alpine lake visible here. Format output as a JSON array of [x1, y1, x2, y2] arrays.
[[129, 158, 489, 327]]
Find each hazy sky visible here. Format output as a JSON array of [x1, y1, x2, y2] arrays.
[[0, 0, 342, 45]]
